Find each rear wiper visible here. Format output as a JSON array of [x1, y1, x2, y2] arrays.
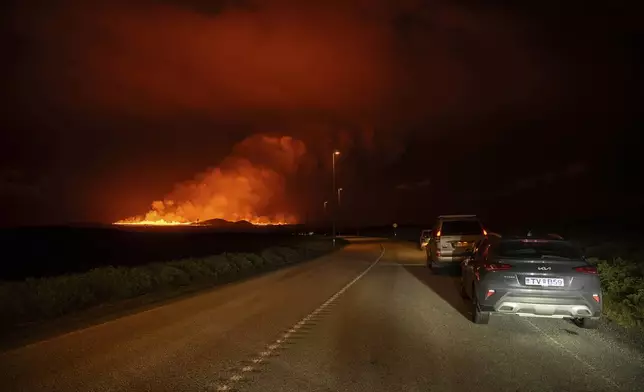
[[539, 255, 574, 260]]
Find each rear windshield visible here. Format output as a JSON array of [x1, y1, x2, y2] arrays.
[[495, 240, 583, 260], [440, 220, 482, 235]]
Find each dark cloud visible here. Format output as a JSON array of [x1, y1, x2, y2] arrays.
[[0, 169, 44, 199], [396, 179, 430, 191]]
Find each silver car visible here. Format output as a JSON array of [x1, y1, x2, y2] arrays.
[[425, 215, 486, 272], [460, 235, 602, 328]]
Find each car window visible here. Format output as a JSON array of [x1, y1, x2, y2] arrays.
[[440, 220, 482, 235], [494, 240, 583, 260]]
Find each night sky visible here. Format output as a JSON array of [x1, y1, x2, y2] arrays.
[[1, 1, 641, 227]]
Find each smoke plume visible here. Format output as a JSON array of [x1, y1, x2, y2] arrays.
[[118, 135, 306, 224]]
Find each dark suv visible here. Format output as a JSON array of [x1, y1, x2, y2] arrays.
[[460, 234, 602, 328]]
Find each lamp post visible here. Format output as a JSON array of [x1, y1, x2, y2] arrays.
[[337, 187, 344, 236], [332, 150, 340, 245], [323, 200, 328, 214]]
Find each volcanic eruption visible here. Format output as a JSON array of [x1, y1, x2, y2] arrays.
[[115, 135, 306, 226]]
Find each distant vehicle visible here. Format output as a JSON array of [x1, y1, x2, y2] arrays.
[[425, 215, 486, 272], [419, 229, 432, 250], [460, 234, 602, 328]]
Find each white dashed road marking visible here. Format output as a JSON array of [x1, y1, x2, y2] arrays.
[[213, 244, 385, 391]]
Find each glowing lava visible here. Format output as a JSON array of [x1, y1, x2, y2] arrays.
[[113, 135, 304, 227], [114, 219, 192, 226], [113, 217, 293, 227]]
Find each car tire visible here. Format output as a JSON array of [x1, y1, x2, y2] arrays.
[[460, 280, 469, 299], [471, 287, 490, 324], [577, 317, 600, 329]]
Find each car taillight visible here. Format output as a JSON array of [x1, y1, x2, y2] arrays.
[[482, 263, 512, 271], [592, 294, 600, 303], [435, 230, 441, 238], [483, 229, 488, 236], [574, 266, 597, 274]]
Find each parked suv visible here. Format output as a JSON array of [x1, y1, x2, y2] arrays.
[[460, 234, 602, 328], [425, 215, 486, 271]]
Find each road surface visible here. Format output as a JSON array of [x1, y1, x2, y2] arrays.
[[1, 238, 643, 392]]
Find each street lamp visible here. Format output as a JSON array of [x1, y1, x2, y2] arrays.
[[332, 150, 340, 245], [337, 187, 344, 237]]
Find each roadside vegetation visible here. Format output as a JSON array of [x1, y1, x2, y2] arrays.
[[0, 237, 345, 330], [583, 242, 644, 330]]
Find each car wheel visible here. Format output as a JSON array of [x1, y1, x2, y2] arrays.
[[471, 287, 490, 324], [460, 280, 468, 299], [576, 317, 600, 329]]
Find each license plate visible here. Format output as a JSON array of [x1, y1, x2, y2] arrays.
[[455, 241, 470, 247], [525, 277, 564, 287]]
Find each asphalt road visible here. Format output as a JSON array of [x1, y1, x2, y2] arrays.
[[1, 238, 643, 392]]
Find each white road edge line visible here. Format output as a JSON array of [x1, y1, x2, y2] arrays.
[[525, 319, 621, 389], [214, 243, 386, 391]]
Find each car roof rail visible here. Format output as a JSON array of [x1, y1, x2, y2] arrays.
[[503, 233, 565, 241], [438, 214, 477, 219], [525, 229, 564, 240]]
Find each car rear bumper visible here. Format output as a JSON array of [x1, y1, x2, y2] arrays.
[[434, 255, 467, 263], [494, 301, 597, 318], [478, 289, 602, 318]]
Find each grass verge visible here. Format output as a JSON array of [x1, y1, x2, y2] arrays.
[[0, 237, 346, 330], [584, 243, 644, 331], [590, 257, 644, 330]]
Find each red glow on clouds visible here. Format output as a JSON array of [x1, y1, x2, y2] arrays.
[[115, 135, 306, 226]]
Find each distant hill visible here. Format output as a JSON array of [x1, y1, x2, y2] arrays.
[[195, 218, 255, 228]]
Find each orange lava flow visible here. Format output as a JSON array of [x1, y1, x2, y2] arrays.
[[112, 136, 303, 228], [113, 219, 192, 226], [113, 217, 293, 227]]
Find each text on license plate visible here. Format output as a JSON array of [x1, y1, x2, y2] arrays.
[[525, 277, 564, 287]]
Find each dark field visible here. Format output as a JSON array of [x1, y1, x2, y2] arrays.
[[0, 225, 306, 280]]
